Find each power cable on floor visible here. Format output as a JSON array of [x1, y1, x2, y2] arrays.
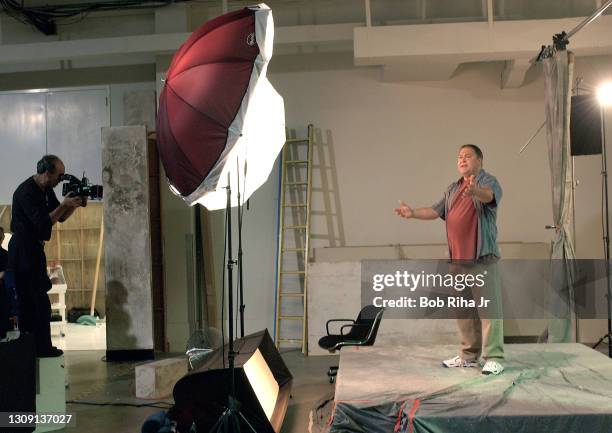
[[67, 400, 173, 409]]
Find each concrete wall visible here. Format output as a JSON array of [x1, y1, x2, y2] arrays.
[[110, 82, 156, 129], [307, 242, 552, 356], [159, 166, 197, 353], [269, 55, 609, 255], [273, 62, 552, 248], [153, 55, 202, 353]]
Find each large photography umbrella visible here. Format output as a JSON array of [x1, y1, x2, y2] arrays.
[[156, 3, 285, 210]]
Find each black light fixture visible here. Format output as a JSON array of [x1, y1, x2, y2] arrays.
[[172, 330, 292, 433]]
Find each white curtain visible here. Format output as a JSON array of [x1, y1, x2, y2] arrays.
[[543, 49, 576, 343]]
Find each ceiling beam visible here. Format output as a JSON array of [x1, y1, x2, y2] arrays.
[[382, 60, 459, 82], [0, 22, 359, 67], [354, 15, 612, 65]]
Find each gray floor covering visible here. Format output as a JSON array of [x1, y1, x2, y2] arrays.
[[330, 343, 612, 433]]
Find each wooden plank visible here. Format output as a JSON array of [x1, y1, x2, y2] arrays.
[[57, 226, 62, 264], [90, 216, 104, 316]]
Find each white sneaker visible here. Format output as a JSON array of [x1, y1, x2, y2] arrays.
[[442, 355, 479, 368], [481, 360, 504, 375]]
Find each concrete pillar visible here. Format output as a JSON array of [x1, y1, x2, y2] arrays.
[[102, 125, 154, 360]]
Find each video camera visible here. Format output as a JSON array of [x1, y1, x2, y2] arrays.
[[60, 173, 103, 206]]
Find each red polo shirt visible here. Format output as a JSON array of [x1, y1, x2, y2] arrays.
[[446, 180, 478, 260]]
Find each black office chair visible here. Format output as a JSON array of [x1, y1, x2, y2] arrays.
[[318, 305, 385, 383]]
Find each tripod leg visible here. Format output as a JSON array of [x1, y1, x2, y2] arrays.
[[209, 407, 243, 433], [209, 408, 228, 433], [237, 410, 258, 433], [592, 333, 610, 349], [230, 412, 241, 433]]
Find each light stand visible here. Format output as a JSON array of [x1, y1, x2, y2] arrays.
[[237, 163, 245, 338], [209, 174, 257, 433], [593, 106, 612, 358]]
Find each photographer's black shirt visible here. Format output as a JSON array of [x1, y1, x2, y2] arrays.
[[0, 247, 7, 274], [9, 177, 60, 273], [0, 247, 7, 290]]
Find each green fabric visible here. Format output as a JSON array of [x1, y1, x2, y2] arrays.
[[76, 314, 98, 326]]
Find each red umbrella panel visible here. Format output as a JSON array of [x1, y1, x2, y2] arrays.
[[157, 3, 285, 209]]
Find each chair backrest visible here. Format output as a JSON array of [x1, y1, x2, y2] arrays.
[[345, 305, 385, 345]]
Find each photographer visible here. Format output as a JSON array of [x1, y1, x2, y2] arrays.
[[8, 155, 84, 357]]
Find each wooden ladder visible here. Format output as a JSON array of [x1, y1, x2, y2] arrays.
[[274, 125, 314, 353]]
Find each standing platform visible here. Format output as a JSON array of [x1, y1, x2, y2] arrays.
[[35, 355, 66, 432], [328, 343, 612, 433]]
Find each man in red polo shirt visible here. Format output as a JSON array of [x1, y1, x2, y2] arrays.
[[395, 144, 504, 375]]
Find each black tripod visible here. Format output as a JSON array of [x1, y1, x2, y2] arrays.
[[593, 106, 612, 358], [208, 175, 257, 433]]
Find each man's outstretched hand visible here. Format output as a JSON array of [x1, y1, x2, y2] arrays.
[[463, 175, 477, 197], [462, 175, 494, 203], [394, 200, 413, 219]]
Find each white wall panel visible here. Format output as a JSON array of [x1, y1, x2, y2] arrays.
[[0, 92, 46, 204], [46, 88, 109, 197]]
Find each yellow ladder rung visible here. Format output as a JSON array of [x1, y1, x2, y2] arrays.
[[281, 271, 305, 275], [284, 225, 307, 229], [285, 160, 309, 164], [280, 293, 304, 298], [285, 138, 309, 143], [285, 203, 307, 207], [282, 248, 305, 252], [286, 182, 308, 186], [280, 316, 303, 321], [278, 338, 303, 344]]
